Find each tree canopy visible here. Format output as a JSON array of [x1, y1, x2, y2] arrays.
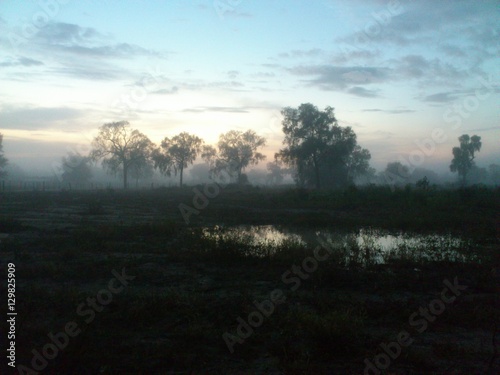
[[61, 152, 92, 189], [206, 130, 266, 184], [90, 121, 154, 189], [276, 103, 371, 188], [154, 132, 203, 187], [450, 134, 482, 185]]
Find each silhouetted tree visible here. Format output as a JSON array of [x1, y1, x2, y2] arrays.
[[266, 161, 288, 185], [61, 152, 92, 189], [379, 161, 412, 187], [0, 133, 8, 178], [129, 149, 154, 188], [346, 145, 372, 182], [208, 130, 266, 184], [415, 176, 430, 190], [90, 121, 154, 189], [201, 145, 217, 176], [277, 103, 370, 188], [450, 134, 481, 186], [154, 132, 203, 187]]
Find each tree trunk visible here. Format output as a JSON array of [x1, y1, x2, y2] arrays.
[[123, 165, 128, 189], [180, 166, 183, 187], [314, 158, 320, 189]]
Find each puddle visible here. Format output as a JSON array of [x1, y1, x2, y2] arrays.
[[201, 225, 477, 264]]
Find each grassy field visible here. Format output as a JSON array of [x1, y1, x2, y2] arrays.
[[0, 186, 498, 374]]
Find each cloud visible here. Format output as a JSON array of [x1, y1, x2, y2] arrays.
[[440, 44, 467, 58], [422, 92, 459, 103], [251, 72, 276, 78], [227, 70, 239, 79], [0, 22, 164, 83], [0, 106, 83, 130], [363, 108, 415, 114], [335, 0, 498, 66], [33, 22, 159, 58], [278, 49, 324, 59], [332, 49, 380, 64], [48, 64, 129, 81], [220, 10, 252, 18], [395, 54, 464, 82], [347, 86, 379, 98], [182, 106, 249, 113], [152, 86, 179, 95], [0, 56, 44, 68], [289, 65, 390, 90], [467, 126, 500, 133]]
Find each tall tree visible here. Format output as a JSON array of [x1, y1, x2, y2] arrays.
[[266, 161, 287, 185], [346, 145, 371, 182], [277, 103, 370, 188], [0, 133, 8, 178], [212, 130, 266, 183], [129, 149, 155, 188], [450, 134, 482, 186], [154, 132, 203, 187], [61, 152, 92, 189], [90, 121, 154, 189]]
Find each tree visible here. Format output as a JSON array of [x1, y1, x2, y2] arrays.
[[90, 121, 154, 189], [61, 152, 92, 189], [346, 145, 371, 183], [210, 130, 266, 184], [201, 145, 217, 168], [154, 132, 203, 187], [266, 161, 286, 185], [382, 161, 410, 185], [450, 134, 481, 185], [0, 133, 8, 178], [277, 103, 370, 188], [129, 149, 154, 188]]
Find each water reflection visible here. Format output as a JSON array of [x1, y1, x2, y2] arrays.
[[201, 225, 477, 264]]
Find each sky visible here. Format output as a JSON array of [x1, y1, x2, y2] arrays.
[[0, 0, 498, 176]]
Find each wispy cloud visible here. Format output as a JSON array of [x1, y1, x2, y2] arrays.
[[421, 92, 459, 103], [0, 106, 84, 130], [363, 108, 415, 114], [152, 86, 179, 95], [347, 86, 379, 98], [0, 56, 43, 68], [278, 48, 324, 59], [34, 22, 159, 58], [289, 65, 390, 91], [182, 106, 249, 113]]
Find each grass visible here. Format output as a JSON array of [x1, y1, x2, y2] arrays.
[[0, 186, 498, 374]]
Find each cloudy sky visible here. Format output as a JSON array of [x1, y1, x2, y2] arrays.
[[0, 0, 498, 175]]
